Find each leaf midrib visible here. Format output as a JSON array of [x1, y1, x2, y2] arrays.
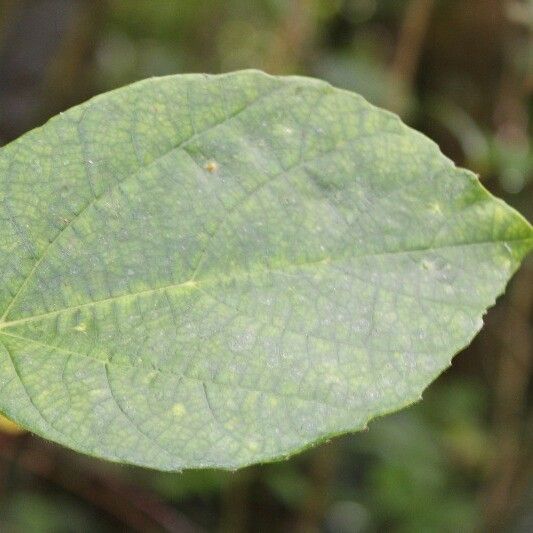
[[1, 77, 391, 324], [0, 121, 403, 326], [0, 235, 528, 331]]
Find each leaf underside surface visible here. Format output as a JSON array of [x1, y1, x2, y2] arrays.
[[0, 71, 531, 470]]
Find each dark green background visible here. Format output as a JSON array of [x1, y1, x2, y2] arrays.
[[0, 1, 531, 531]]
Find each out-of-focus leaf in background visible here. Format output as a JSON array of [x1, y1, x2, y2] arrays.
[[0, 414, 24, 435]]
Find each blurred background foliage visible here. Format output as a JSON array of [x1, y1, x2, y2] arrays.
[[0, 0, 531, 531]]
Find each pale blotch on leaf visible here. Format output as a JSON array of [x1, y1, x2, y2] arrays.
[[428, 202, 443, 214]]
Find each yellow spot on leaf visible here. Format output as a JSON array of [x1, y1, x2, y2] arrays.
[[172, 403, 186, 417], [429, 202, 442, 214], [205, 161, 219, 173]]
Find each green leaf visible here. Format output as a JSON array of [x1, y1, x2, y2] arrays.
[[0, 71, 531, 470]]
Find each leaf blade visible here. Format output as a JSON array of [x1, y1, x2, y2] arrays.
[[0, 70, 531, 470]]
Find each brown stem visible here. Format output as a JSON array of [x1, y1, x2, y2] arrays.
[[480, 265, 533, 531], [389, 0, 435, 114], [0, 435, 201, 533], [295, 440, 340, 532], [220, 467, 257, 533], [262, 0, 318, 74]]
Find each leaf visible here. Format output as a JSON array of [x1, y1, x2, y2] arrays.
[[0, 71, 531, 470], [0, 413, 24, 435]]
